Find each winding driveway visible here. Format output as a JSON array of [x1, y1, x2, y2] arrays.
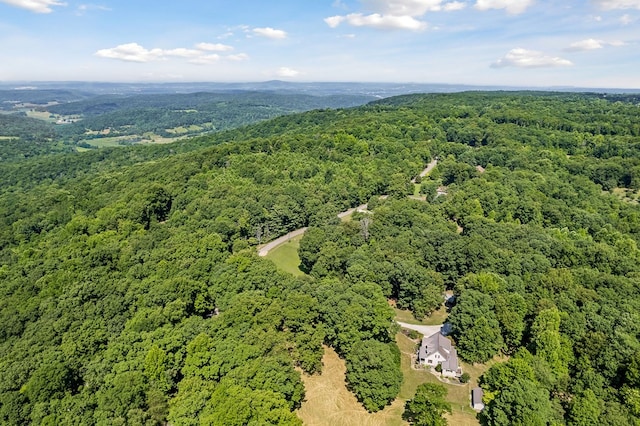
[[258, 158, 439, 257]]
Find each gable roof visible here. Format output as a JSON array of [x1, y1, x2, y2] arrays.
[[418, 332, 459, 372]]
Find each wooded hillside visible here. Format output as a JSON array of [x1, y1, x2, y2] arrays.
[[1, 92, 640, 425]]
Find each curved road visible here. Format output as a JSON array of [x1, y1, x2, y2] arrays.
[[258, 203, 368, 257], [258, 227, 308, 257], [258, 158, 439, 257]]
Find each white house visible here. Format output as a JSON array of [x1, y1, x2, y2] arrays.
[[417, 331, 462, 378]]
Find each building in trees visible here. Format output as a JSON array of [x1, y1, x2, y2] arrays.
[[417, 332, 462, 378]]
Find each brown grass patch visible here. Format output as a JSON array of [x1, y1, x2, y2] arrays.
[[297, 346, 406, 426]]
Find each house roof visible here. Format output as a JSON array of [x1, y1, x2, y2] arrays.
[[418, 331, 460, 372]]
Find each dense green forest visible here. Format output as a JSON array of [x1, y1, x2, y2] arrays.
[[1, 92, 640, 424]]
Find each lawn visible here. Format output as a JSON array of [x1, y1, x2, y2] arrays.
[[25, 110, 57, 122], [264, 234, 305, 276], [394, 306, 449, 326]]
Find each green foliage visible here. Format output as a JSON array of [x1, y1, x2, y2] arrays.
[[3, 91, 640, 424], [403, 383, 451, 426], [482, 379, 552, 426], [449, 289, 504, 363], [345, 340, 402, 412]]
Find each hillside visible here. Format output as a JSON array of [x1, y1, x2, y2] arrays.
[[1, 92, 640, 425]]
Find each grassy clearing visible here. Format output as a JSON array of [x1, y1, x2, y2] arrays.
[[298, 333, 487, 426], [394, 306, 449, 326], [296, 346, 406, 426], [25, 110, 56, 122], [265, 234, 305, 276], [0, 136, 17, 141], [611, 187, 639, 204], [166, 124, 204, 134]]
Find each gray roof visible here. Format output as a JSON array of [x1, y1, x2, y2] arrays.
[[418, 332, 459, 372], [472, 387, 484, 405]]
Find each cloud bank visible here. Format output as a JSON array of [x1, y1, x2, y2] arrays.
[[492, 48, 573, 68], [95, 42, 248, 64]]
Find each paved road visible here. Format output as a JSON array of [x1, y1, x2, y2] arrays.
[[258, 227, 308, 257], [336, 203, 368, 219], [412, 158, 439, 183], [396, 321, 444, 337]]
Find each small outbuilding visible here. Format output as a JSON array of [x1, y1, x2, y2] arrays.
[[471, 387, 484, 411]]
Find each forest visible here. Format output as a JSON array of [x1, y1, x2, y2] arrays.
[[1, 91, 640, 425]]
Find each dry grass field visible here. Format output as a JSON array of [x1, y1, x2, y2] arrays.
[[296, 346, 407, 426], [297, 332, 489, 426]]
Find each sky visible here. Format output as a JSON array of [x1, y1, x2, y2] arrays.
[[0, 0, 639, 88]]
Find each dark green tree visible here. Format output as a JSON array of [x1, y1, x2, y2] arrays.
[[403, 383, 451, 426]]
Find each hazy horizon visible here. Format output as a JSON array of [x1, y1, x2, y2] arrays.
[[1, 0, 639, 88]]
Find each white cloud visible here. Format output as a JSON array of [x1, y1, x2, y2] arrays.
[[76, 3, 110, 16], [196, 42, 233, 52], [475, 0, 535, 14], [189, 54, 220, 65], [620, 13, 635, 24], [566, 38, 605, 51], [277, 67, 300, 77], [163, 48, 201, 58], [95, 43, 164, 63], [491, 48, 573, 68], [227, 53, 249, 61], [565, 38, 627, 51], [252, 27, 288, 39], [325, 1, 465, 31], [325, 13, 427, 30], [444, 1, 467, 10], [95, 42, 248, 65], [592, 0, 640, 10], [0, 0, 66, 13], [362, 0, 447, 15]]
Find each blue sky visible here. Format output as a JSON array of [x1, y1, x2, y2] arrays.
[[1, 0, 639, 87]]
